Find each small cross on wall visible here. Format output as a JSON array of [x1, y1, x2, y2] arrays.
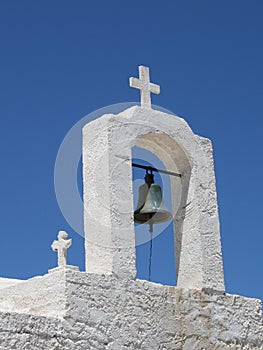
[[51, 230, 72, 267], [129, 65, 160, 108]]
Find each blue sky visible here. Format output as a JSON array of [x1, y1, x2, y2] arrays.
[[0, 1, 262, 301]]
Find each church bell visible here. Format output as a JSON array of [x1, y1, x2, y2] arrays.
[[134, 171, 172, 225]]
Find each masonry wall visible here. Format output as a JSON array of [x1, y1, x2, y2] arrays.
[[0, 312, 63, 350], [0, 269, 262, 349], [64, 270, 263, 349]]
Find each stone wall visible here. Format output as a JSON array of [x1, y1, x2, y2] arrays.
[[0, 268, 262, 349], [0, 270, 67, 318], [0, 312, 63, 350]]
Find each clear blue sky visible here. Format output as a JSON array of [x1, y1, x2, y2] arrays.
[[0, 1, 262, 301]]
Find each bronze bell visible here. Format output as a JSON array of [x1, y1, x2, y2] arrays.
[[134, 171, 172, 225]]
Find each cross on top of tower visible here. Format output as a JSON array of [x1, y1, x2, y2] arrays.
[[51, 230, 72, 267], [129, 65, 160, 108]]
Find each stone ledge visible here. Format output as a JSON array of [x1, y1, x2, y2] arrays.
[[48, 265, 80, 274]]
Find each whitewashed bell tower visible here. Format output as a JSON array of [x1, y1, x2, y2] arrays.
[[83, 65, 225, 292]]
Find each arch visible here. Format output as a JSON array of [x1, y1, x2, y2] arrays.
[[133, 133, 191, 285], [82, 106, 225, 292], [132, 147, 176, 285]]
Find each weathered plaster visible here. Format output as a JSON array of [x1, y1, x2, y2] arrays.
[[0, 269, 262, 349], [0, 270, 68, 318], [0, 278, 22, 290]]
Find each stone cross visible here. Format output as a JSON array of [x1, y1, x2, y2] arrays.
[[51, 231, 72, 267], [129, 65, 160, 108]]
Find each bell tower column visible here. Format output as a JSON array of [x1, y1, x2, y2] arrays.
[[82, 115, 136, 279]]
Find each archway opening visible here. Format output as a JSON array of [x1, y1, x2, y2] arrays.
[[132, 146, 177, 286]]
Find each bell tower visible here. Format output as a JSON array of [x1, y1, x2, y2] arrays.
[[82, 66, 225, 292], [0, 65, 261, 349]]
